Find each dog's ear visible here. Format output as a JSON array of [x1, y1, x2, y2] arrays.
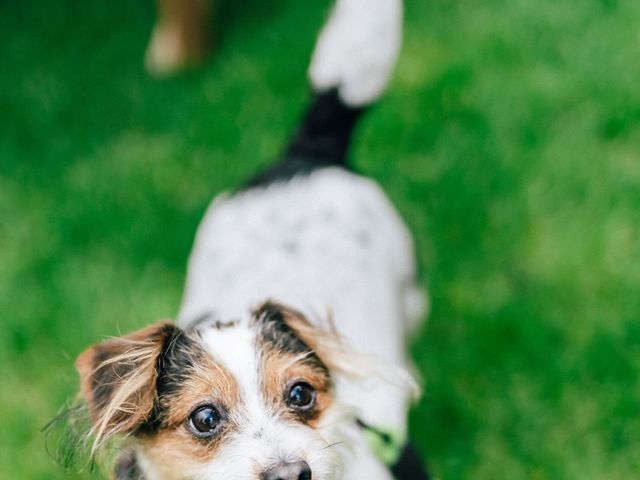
[[254, 301, 362, 376], [75, 321, 179, 446], [255, 301, 418, 394]]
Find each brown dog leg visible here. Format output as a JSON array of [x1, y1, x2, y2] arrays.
[[145, 0, 215, 76]]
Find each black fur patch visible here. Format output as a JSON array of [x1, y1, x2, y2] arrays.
[[137, 328, 205, 434], [244, 89, 365, 188], [253, 302, 329, 377], [391, 443, 431, 480]]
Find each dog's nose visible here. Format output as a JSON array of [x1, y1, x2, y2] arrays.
[[260, 461, 312, 480]]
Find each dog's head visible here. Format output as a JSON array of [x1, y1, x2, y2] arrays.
[[76, 302, 363, 479]]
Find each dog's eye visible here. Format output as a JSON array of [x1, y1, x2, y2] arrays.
[[189, 406, 220, 437], [287, 382, 316, 410]]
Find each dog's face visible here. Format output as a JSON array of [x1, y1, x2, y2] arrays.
[[76, 302, 354, 480]]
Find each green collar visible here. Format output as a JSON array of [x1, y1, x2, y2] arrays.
[[356, 418, 405, 466]]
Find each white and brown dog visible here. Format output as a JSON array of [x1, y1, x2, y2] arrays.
[[73, 1, 428, 479]]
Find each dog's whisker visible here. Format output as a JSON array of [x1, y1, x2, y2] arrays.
[[320, 441, 344, 451]]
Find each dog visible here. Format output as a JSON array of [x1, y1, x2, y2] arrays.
[[145, 0, 213, 75], [73, 0, 429, 478]]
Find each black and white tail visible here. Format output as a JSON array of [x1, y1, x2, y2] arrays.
[[248, 0, 403, 187]]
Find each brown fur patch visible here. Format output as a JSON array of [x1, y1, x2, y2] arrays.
[[154, 350, 240, 429], [135, 338, 241, 474], [254, 302, 335, 426], [261, 350, 334, 427], [138, 424, 232, 479]]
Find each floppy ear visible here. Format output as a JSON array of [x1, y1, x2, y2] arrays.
[[254, 301, 373, 376], [75, 321, 180, 447], [256, 301, 418, 395]]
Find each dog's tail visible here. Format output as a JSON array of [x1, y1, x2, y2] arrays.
[[308, 0, 403, 108], [247, 0, 402, 187]]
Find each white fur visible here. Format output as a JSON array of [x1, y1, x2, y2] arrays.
[[176, 168, 425, 478], [309, 0, 403, 106]]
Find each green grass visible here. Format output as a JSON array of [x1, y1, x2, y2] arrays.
[[1, 0, 640, 478]]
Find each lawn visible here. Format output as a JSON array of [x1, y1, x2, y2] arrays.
[[1, 0, 639, 478]]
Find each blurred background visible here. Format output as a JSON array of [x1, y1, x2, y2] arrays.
[[1, 0, 640, 478]]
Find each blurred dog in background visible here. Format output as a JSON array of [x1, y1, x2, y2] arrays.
[[145, 0, 213, 75]]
